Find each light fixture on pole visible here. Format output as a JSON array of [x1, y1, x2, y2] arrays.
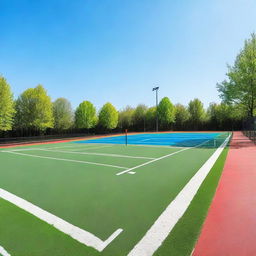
[[152, 86, 159, 132]]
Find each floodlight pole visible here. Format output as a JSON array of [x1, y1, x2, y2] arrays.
[[152, 86, 159, 132]]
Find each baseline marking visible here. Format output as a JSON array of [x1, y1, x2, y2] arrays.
[[37, 149, 155, 160], [43, 144, 113, 151], [0, 245, 11, 256], [0, 189, 122, 252], [127, 136, 230, 256], [3, 151, 127, 170]]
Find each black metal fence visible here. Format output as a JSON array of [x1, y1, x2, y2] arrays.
[[243, 117, 256, 143]]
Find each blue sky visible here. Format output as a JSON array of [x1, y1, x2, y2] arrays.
[[1, 0, 256, 111]]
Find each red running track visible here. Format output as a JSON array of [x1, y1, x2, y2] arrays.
[[193, 132, 256, 256]]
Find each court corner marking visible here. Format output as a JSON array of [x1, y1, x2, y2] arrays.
[[0, 188, 123, 252]]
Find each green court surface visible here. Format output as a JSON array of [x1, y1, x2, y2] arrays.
[[0, 132, 230, 256]]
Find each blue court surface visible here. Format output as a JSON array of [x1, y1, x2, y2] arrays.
[[75, 132, 227, 147]]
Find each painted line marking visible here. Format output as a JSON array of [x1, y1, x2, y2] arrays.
[[116, 147, 189, 176], [2, 151, 127, 170], [127, 136, 230, 256], [128, 144, 190, 149], [116, 139, 213, 176], [0, 188, 123, 252], [0, 245, 11, 256], [37, 149, 155, 160], [128, 171, 136, 174], [139, 139, 151, 142], [39, 144, 113, 151]]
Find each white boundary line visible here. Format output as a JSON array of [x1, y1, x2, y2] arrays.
[[128, 144, 189, 149], [2, 151, 127, 170], [0, 245, 11, 256], [116, 147, 190, 176], [0, 188, 123, 252], [46, 145, 113, 151], [127, 135, 230, 256], [116, 139, 213, 176], [37, 149, 155, 160]]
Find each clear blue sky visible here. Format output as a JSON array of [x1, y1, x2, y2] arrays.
[[1, 0, 256, 111]]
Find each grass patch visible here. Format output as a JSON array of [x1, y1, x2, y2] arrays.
[[154, 146, 229, 256]]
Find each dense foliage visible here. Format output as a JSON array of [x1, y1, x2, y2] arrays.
[[75, 101, 97, 129], [53, 98, 73, 130], [217, 33, 256, 117], [0, 76, 15, 131], [98, 103, 118, 130], [15, 85, 53, 131]]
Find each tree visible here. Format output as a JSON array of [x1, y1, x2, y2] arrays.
[[118, 106, 134, 130], [157, 97, 175, 130], [53, 98, 73, 130], [145, 106, 156, 131], [207, 103, 219, 130], [0, 76, 15, 131], [98, 103, 118, 130], [188, 98, 206, 130], [174, 104, 189, 130], [15, 85, 53, 131], [132, 104, 147, 131], [75, 101, 97, 129], [217, 33, 256, 117]]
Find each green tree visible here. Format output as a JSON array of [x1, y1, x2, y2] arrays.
[[174, 104, 189, 130], [157, 97, 175, 130], [15, 85, 53, 131], [75, 101, 97, 129], [145, 106, 156, 131], [98, 103, 118, 130], [53, 98, 73, 130], [188, 98, 206, 130], [132, 104, 147, 131], [118, 106, 134, 130], [217, 33, 256, 117], [207, 103, 219, 130], [0, 76, 15, 131]]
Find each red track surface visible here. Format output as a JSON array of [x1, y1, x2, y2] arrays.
[[193, 132, 256, 256]]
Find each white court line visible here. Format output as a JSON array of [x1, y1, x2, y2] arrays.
[[0, 188, 123, 252], [116, 140, 212, 176], [128, 144, 189, 149], [116, 148, 189, 176], [42, 144, 113, 151], [0, 245, 11, 256], [127, 136, 230, 256], [37, 149, 155, 160], [3, 151, 127, 170]]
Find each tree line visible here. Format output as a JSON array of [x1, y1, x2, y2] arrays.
[[0, 34, 255, 137], [0, 78, 244, 136]]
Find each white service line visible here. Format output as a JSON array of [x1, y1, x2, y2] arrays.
[[62, 145, 114, 151], [43, 144, 113, 151], [117, 139, 213, 176], [127, 135, 230, 256], [3, 151, 127, 170], [37, 149, 155, 160], [0, 188, 123, 252], [128, 144, 189, 149], [0, 245, 11, 256], [116, 147, 190, 176]]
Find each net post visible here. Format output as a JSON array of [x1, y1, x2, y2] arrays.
[[125, 129, 128, 146]]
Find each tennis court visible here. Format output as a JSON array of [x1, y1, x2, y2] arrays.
[[0, 132, 230, 256]]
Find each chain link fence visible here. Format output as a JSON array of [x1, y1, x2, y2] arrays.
[[243, 117, 256, 143]]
